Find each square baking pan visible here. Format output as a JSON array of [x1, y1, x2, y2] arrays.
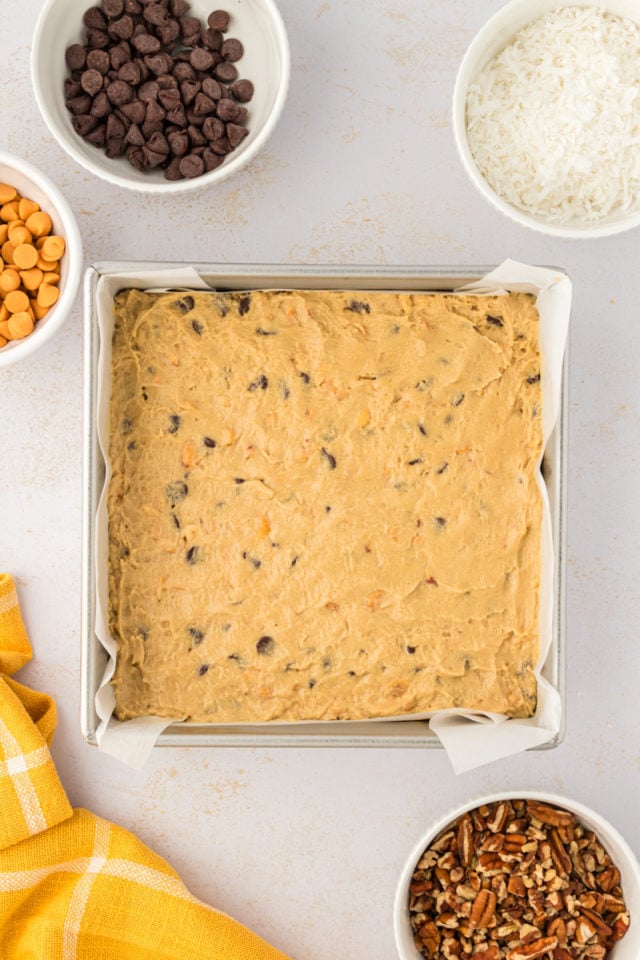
[[81, 263, 568, 748]]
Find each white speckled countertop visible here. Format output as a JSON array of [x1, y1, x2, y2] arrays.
[[1, 2, 639, 958]]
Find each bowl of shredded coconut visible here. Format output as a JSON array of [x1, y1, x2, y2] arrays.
[[453, 0, 640, 237]]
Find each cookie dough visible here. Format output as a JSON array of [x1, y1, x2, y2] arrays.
[[108, 288, 542, 722]]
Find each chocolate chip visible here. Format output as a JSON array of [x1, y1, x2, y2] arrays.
[[119, 99, 145, 123], [66, 94, 93, 115], [406, 645, 416, 654], [214, 61, 238, 83], [109, 14, 134, 39], [126, 145, 147, 170], [346, 300, 370, 314], [143, 2, 170, 26], [188, 625, 204, 643], [433, 516, 447, 527], [203, 149, 224, 172], [66, 44, 87, 71], [110, 43, 130, 70], [187, 124, 207, 146], [106, 78, 133, 104], [167, 413, 181, 433], [190, 47, 214, 71], [408, 458, 423, 466], [157, 20, 181, 46], [145, 53, 172, 76], [221, 38, 243, 62], [132, 32, 161, 54], [87, 48, 111, 73], [418, 423, 428, 436], [193, 92, 216, 115], [147, 130, 170, 154], [207, 136, 231, 155], [256, 635, 275, 655], [179, 154, 204, 178], [192, 319, 203, 335], [215, 97, 239, 121], [138, 79, 159, 100], [102, 0, 124, 17], [72, 114, 99, 136], [84, 6, 108, 30], [163, 157, 184, 179], [86, 28, 111, 49], [202, 77, 222, 100], [203, 27, 223, 51], [175, 295, 195, 313], [117, 60, 140, 85], [226, 122, 248, 148], [321, 447, 337, 469], [231, 79, 253, 102], [248, 374, 268, 391], [186, 545, 200, 564], [86, 124, 107, 147], [106, 112, 126, 139], [64, 78, 83, 99], [202, 116, 225, 140], [170, 0, 189, 14], [179, 15, 201, 38], [208, 9, 230, 30], [168, 129, 188, 155], [451, 392, 465, 406], [527, 373, 541, 384], [166, 480, 188, 504], [80, 70, 104, 97], [487, 315, 503, 327], [198, 663, 209, 675], [158, 88, 181, 110], [203, 436, 216, 448], [300, 371, 310, 384]]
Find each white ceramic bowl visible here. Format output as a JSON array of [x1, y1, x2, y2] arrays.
[[452, 0, 640, 238], [0, 150, 82, 368], [394, 790, 640, 960], [31, 0, 290, 193]]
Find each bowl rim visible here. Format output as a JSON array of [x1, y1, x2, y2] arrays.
[[30, 0, 291, 195], [451, 0, 640, 239], [393, 789, 640, 960], [0, 149, 83, 368]]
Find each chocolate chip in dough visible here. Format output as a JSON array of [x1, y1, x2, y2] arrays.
[[256, 636, 275, 655]]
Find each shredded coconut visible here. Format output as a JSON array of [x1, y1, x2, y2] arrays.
[[465, 7, 640, 223]]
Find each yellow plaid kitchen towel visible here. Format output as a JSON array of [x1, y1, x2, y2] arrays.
[[0, 574, 291, 960]]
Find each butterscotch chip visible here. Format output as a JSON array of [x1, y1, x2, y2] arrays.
[[12, 244, 38, 270], [18, 197, 39, 220], [0, 201, 19, 222], [7, 311, 34, 339], [20, 268, 43, 291], [40, 235, 65, 261], [0, 268, 20, 294], [37, 283, 60, 308], [25, 211, 53, 238], [0, 184, 17, 205], [8, 224, 31, 246], [4, 289, 30, 314]]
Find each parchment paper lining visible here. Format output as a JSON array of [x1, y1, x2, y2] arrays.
[[93, 261, 570, 769]]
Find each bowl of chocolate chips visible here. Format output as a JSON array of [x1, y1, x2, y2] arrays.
[[32, 0, 290, 191], [394, 792, 640, 960]]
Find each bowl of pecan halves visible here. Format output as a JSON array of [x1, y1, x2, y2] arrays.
[[394, 792, 640, 960]]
